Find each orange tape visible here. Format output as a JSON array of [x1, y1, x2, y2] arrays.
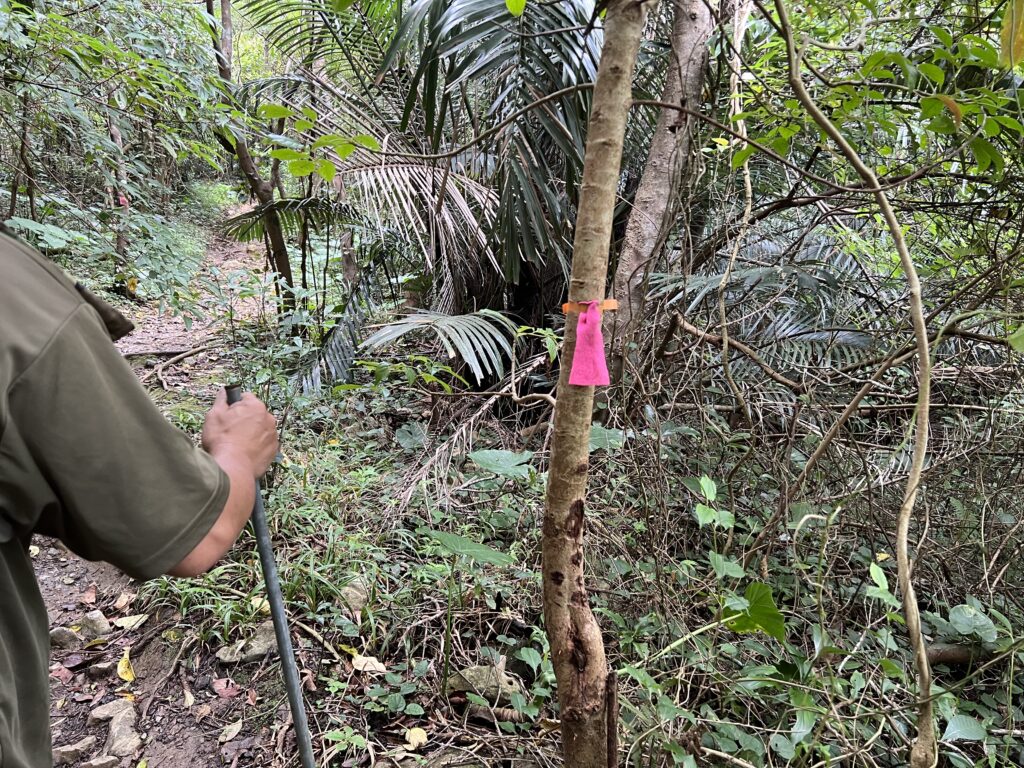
[[562, 299, 619, 314]]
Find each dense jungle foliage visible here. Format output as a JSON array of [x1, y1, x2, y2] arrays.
[[4, 0, 1024, 765]]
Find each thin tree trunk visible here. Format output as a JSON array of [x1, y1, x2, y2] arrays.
[[606, 0, 714, 383], [12, 94, 38, 221], [542, 3, 651, 767], [106, 91, 134, 299], [206, 0, 295, 311]]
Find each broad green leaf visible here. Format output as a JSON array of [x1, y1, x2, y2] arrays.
[[918, 62, 945, 86], [589, 424, 624, 452], [694, 503, 717, 527], [288, 159, 316, 177], [709, 551, 745, 579], [295, 119, 315, 132], [316, 158, 337, 183], [352, 134, 381, 150], [269, 148, 305, 162], [725, 582, 786, 642], [505, 0, 527, 17], [395, 421, 426, 450], [699, 476, 717, 502], [731, 143, 757, 169], [1007, 326, 1024, 353], [1000, 0, 1024, 68], [258, 103, 295, 120], [942, 714, 987, 742], [948, 604, 997, 643], [515, 647, 542, 673], [468, 449, 533, 479], [869, 561, 889, 590], [422, 529, 512, 566]]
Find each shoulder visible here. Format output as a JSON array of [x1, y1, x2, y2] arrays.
[[0, 233, 91, 392]]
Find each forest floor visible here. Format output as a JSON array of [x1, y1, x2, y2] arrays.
[[37, 226, 282, 768]]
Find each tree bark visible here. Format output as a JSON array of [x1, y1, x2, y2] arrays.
[[606, 0, 714, 383], [542, 3, 651, 767], [206, 0, 295, 311]]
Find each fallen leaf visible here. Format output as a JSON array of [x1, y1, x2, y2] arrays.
[[113, 614, 149, 631], [117, 649, 135, 683], [352, 655, 386, 674], [194, 703, 212, 722], [80, 585, 97, 605], [49, 663, 73, 684], [118, 692, 136, 702], [63, 654, 87, 669], [246, 689, 258, 706], [28, 544, 40, 558], [113, 592, 136, 612], [219, 719, 244, 743], [83, 638, 108, 649], [183, 689, 195, 708], [72, 692, 94, 703], [403, 727, 428, 751], [212, 678, 242, 698], [250, 597, 270, 615], [136, 761, 148, 768]]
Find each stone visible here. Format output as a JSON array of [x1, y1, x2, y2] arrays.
[[80, 610, 112, 638], [105, 708, 143, 757], [49, 627, 82, 650], [88, 698, 133, 725], [52, 735, 97, 765], [446, 664, 526, 707], [339, 577, 370, 617], [215, 621, 277, 664], [88, 661, 116, 679], [81, 758, 119, 768]]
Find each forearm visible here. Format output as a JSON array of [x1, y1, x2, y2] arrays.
[[168, 448, 256, 577]]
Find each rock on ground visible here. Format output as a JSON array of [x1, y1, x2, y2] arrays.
[[446, 664, 526, 707], [52, 735, 97, 765], [81, 757, 119, 768], [49, 627, 81, 650], [89, 698, 143, 757], [80, 609, 112, 638], [215, 620, 277, 664]]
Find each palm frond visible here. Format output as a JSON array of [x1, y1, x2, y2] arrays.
[[222, 196, 360, 242], [360, 308, 516, 382]]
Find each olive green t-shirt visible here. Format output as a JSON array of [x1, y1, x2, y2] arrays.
[[0, 233, 230, 767]]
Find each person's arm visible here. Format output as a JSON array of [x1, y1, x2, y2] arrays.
[[168, 389, 278, 577]]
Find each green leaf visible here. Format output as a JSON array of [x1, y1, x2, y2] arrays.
[[422, 529, 513, 566], [386, 692, 406, 712], [269, 148, 306, 162], [468, 449, 533, 479], [515, 647, 542, 673], [869, 561, 889, 590], [918, 62, 945, 86], [404, 703, 425, 716], [948, 604, 997, 643], [505, 0, 527, 17], [395, 421, 426, 451], [699, 476, 717, 502], [295, 119, 315, 132], [1007, 326, 1024, 352], [352, 134, 381, 150], [288, 159, 316, 177], [725, 582, 786, 642], [316, 158, 337, 183], [709, 551, 745, 580], [731, 144, 757, 169], [694, 503, 717, 527], [942, 714, 987, 742], [330, 0, 356, 13], [589, 424, 624, 452], [258, 103, 295, 119]]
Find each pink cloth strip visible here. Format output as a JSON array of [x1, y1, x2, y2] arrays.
[[568, 301, 610, 386]]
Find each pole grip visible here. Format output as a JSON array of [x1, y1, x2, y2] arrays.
[[225, 384, 243, 405]]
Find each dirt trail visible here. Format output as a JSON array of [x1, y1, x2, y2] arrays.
[[36, 226, 279, 768]]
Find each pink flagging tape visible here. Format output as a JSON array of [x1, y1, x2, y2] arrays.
[[568, 300, 610, 386]]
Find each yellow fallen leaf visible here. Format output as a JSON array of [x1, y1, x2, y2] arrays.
[[113, 614, 149, 631], [118, 692, 136, 702], [338, 644, 359, 658], [352, 654, 386, 674], [403, 727, 428, 751], [876, 552, 890, 562], [84, 638, 108, 649], [183, 689, 195, 708], [117, 649, 136, 683], [327, 438, 339, 446], [250, 597, 270, 615], [28, 545, 40, 558]]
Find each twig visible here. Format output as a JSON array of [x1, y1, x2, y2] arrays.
[[139, 344, 213, 387], [676, 314, 800, 391], [140, 635, 194, 721]]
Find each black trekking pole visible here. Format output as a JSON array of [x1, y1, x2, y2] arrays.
[[225, 384, 315, 768]]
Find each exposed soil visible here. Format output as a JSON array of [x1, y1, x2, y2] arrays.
[[36, 223, 287, 768]]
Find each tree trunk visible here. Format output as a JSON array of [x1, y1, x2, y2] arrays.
[[606, 0, 714, 383], [106, 92, 134, 299], [206, 0, 295, 311], [542, 3, 651, 767]]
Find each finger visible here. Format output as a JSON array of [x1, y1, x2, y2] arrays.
[[213, 387, 228, 408]]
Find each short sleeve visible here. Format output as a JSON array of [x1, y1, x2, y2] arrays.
[[3, 304, 229, 580]]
